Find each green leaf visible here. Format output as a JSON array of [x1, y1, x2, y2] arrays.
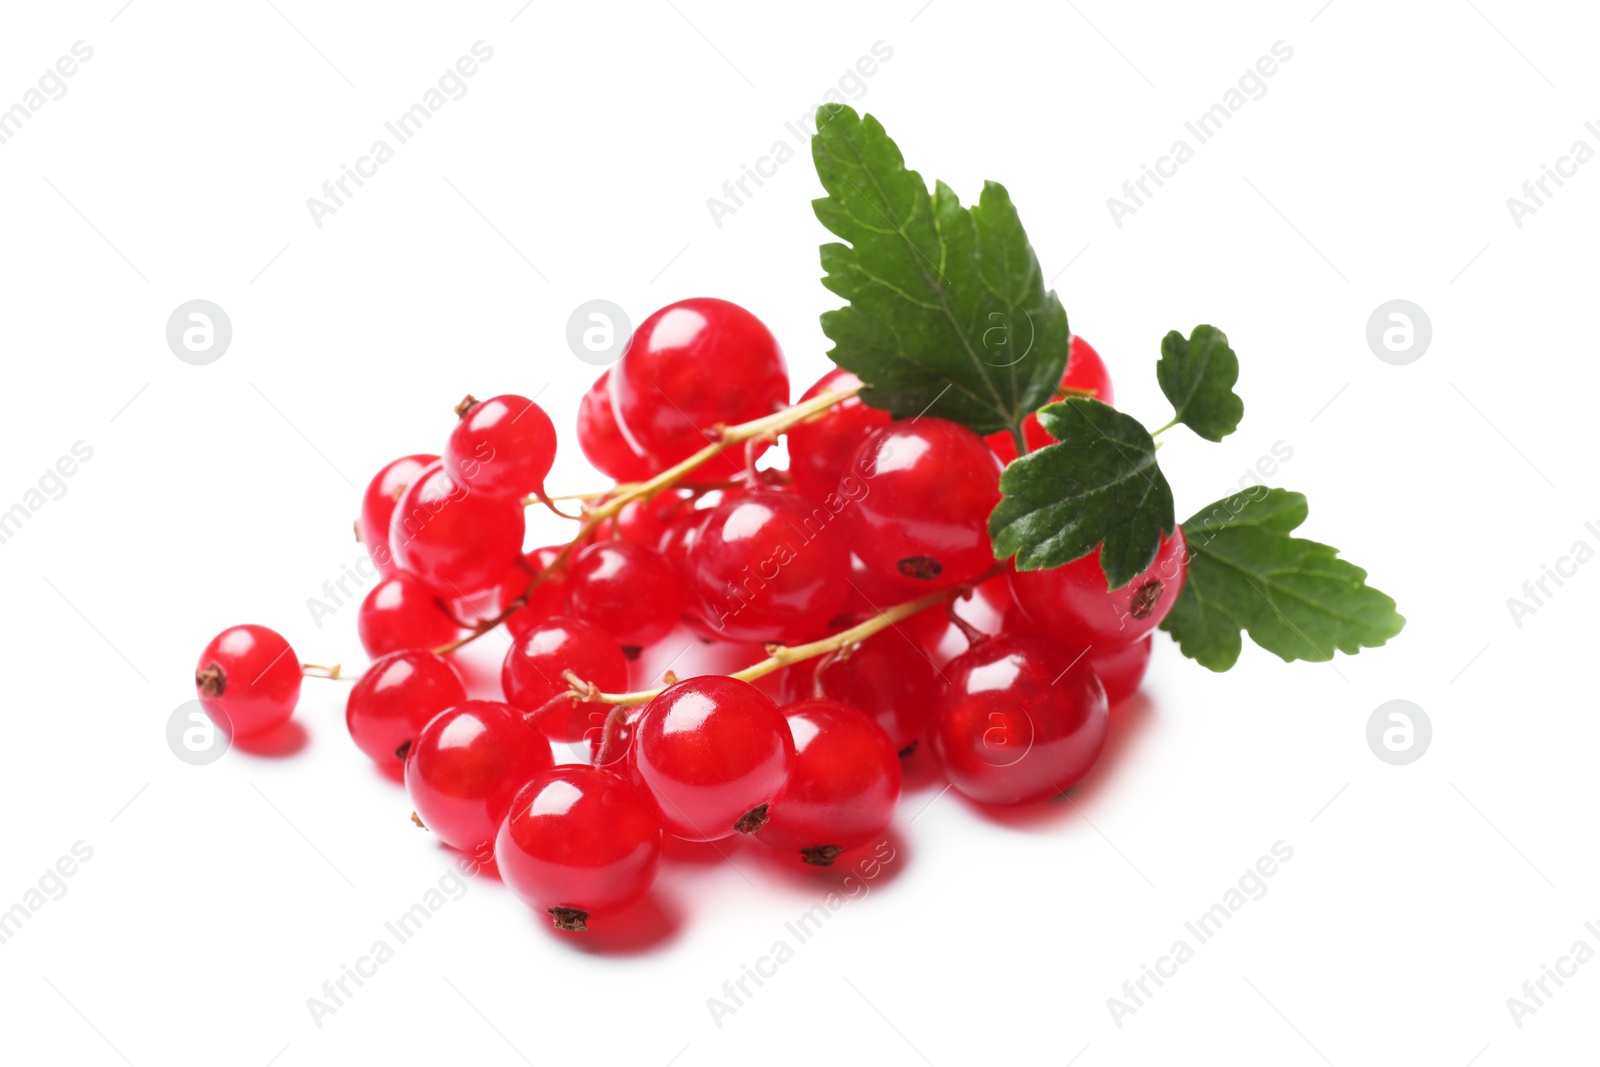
[[812, 105, 1068, 437], [1161, 488, 1406, 671], [988, 398, 1175, 588], [1156, 325, 1243, 442]]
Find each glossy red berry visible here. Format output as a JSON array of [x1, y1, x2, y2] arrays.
[[565, 540, 684, 650], [1009, 528, 1188, 648], [610, 298, 789, 477], [496, 765, 664, 931], [346, 649, 468, 764], [684, 489, 848, 643], [845, 418, 1002, 590], [388, 460, 525, 596], [931, 633, 1109, 805], [404, 700, 554, 853], [445, 394, 558, 500], [758, 700, 901, 864], [194, 624, 301, 737], [789, 629, 940, 753], [987, 336, 1116, 463], [577, 370, 659, 482], [786, 369, 890, 499], [502, 617, 629, 743], [357, 572, 460, 658], [627, 676, 794, 841], [357, 454, 437, 576]]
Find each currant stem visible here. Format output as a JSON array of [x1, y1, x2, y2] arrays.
[[592, 704, 629, 766], [1150, 415, 1180, 438], [809, 647, 844, 700], [572, 573, 994, 706], [944, 596, 990, 647], [432, 384, 862, 656], [519, 688, 579, 733], [532, 484, 582, 521], [301, 662, 345, 680]]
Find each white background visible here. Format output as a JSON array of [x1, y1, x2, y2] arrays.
[[1, 1, 1596, 1064]]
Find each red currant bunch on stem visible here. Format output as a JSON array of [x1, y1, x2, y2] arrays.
[[199, 299, 1211, 933]]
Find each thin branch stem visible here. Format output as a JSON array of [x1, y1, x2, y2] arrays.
[[571, 572, 995, 707], [301, 662, 346, 680]]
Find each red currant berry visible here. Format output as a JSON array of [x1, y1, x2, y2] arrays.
[[445, 394, 558, 500], [194, 624, 301, 737], [786, 369, 890, 499], [758, 700, 901, 864], [502, 617, 628, 743], [357, 454, 437, 576], [987, 336, 1116, 463], [845, 418, 1002, 590], [404, 700, 554, 854], [627, 676, 794, 841], [931, 632, 1109, 805], [610, 298, 789, 477], [1089, 635, 1153, 707], [357, 572, 460, 658], [565, 540, 684, 651], [345, 649, 468, 764], [1009, 528, 1187, 648], [788, 629, 940, 753], [498, 546, 569, 639], [684, 489, 848, 643], [577, 370, 659, 482], [388, 460, 525, 596], [496, 765, 664, 932]]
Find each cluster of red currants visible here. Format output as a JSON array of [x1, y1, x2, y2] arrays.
[[193, 296, 1187, 932]]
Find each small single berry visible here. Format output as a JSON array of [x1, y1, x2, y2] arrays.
[[931, 632, 1109, 805], [496, 765, 664, 931], [445, 393, 558, 501], [357, 572, 460, 658], [346, 649, 468, 764], [627, 676, 794, 841], [194, 624, 302, 737], [405, 700, 554, 853], [758, 700, 901, 864]]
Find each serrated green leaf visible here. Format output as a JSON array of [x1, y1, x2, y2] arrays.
[[812, 105, 1067, 437], [988, 398, 1175, 588], [1161, 488, 1406, 671], [1156, 325, 1244, 442]]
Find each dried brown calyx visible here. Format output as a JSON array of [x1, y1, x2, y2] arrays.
[[734, 804, 770, 834], [1129, 579, 1164, 620], [195, 663, 226, 697], [800, 845, 844, 866]]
